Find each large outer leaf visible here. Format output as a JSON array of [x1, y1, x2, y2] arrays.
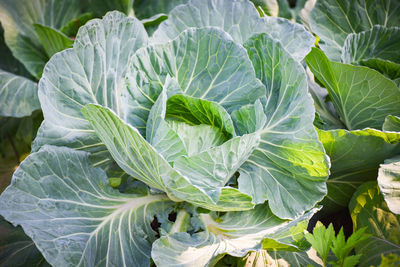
[[0, 23, 39, 118], [0, 0, 81, 78], [342, 25, 400, 79], [349, 182, 400, 266], [82, 104, 255, 211], [0, 216, 49, 267], [238, 33, 329, 219], [378, 156, 400, 215], [151, 0, 314, 61], [152, 205, 317, 267], [310, 0, 400, 61], [0, 70, 39, 117], [33, 11, 148, 167], [306, 48, 400, 130], [0, 145, 175, 267], [125, 27, 265, 134], [319, 128, 400, 212]]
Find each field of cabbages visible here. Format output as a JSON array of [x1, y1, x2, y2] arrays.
[[0, 0, 399, 266]]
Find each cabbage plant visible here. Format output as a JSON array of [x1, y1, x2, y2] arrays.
[[0, 0, 330, 266]]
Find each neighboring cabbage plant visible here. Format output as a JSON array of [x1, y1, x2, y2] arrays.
[[0, 0, 329, 266]]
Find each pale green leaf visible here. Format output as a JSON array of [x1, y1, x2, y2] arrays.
[[378, 155, 400, 214], [167, 121, 225, 157], [82, 104, 254, 211], [318, 128, 400, 212], [151, 0, 314, 61], [349, 182, 400, 266], [0, 145, 175, 267], [33, 24, 73, 58], [306, 48, 400, 130], [0, 70, 39, 117], [33, 11, 148, 167], [125, 27, 265, 134], [231, 99, 267, 135], [310, 0, 400, 61], [0, 0, 82, 78], [173, 133, 260, 202], [146, 83, 187, 162], [239, 33, 329, 219], [152, 205, 317, 267]]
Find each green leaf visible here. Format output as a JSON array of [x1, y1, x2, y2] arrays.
[[342, 26, 400, 79], [306, 70, 345, 130], [33, 11, 148, 167], [151, 0, 314, 61], [82, 104, 254, 211], [166, 94, 236, 138], [145, 82, 187, 162], [383, 115, 400, 132], [331, 227, 369, 266], [173, 133, 260, 202], [82, 0, 133, 16], [0, 0, 82, 78], [152, 205, 317, 267], [305, 222, 335, 264], [0, 216, 50, 267], [238, 33, 329, 219], [33, 24, 73, 58], [0, 145, 176, 267], [231, 99, 267, 135], [133, 0, 188, 20], [0, 23, 31, 77], [167, 121, 225, 157], [378, 155, 400, 214], [310, 0, 400, 61], [60, 12, 94, 38], [0, 70, 39, 117], [126, 27, 265, 134], [349, 182, 400, 266], [306, 48, 400, 130], [360, 58, 400, 80], [318, 128, 400, 212]]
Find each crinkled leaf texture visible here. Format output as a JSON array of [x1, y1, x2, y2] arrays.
[[151, 0, 315, 61], [238, 34, 329, 219], [152, 205, 318, 267], [0, 145, 175, 267], [0, 70, 39, 117], [310, 0, 400, 61], [0, 0, 81, 79], [82, 104, 257, 211], [33, 11, 149, 167], [0, 7, 333, 266], [349, 182, 400, 266]]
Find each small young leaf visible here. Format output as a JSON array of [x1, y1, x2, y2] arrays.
[[305, 222, 335, 264]]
